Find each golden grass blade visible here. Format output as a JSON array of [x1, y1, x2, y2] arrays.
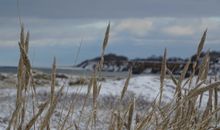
[[74, 122, 79, 130], [102, 22, 110, 51], [39, 86, 63, 130], [99, 23, 111, 69], [77, 77, 93, 119], [127, 100, 134, 130], [214, 87, 218, 121], [196, 107, 220, 129], [97, 84, 102, 96], [18, 42, 31, 76], [92, 73, 99, 126], [160, 117, 170, 130], [121, 68, 132, 100], [159, 48, 167, 105], [20, 24, 25, 47], [25, 101, 49, 130], [108, 111, 115, 130], [136, 111, 153, 130], [179, 60, 190, 84], [39, 59, 63, 130], [202, 89, 213, 120], [135, 112, 140, 125], [187, 81, 220, 99], [18, 99, 26, 130], [77, 78, 93, 125], [197, 51, 209, 83], [6, 99, 23, 130], [199, 92, 203, 108], [25, 31, 29, 53], [196, 29, 207, 60], [51, 57, 56, 103], [7, 25, 32, 130], [175, 60, 190, 99], [59, 101, 75, 130], [189, 29, 207, 88], [167, 68, 178, 86], [92, 75, 97, 106], [116, 111, 123, 130]]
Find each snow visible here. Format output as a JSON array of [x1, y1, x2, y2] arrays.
[[50, 75, 176, 102], [78, 60, 128, 72], [0, 74, 215, 129], [97, 75, 175, 101]]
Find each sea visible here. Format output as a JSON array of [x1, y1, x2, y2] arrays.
[[0, 66, 129, 78]]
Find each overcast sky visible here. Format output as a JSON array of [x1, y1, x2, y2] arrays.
[[0, 0, 220, 67]]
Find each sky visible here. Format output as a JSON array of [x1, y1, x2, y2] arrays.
[[0, 0, 220, 67]]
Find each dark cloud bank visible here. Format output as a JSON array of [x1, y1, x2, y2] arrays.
[[0, 0, 220, 18]]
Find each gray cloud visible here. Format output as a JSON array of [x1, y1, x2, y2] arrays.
[[0, 0, 220, 19], [1, 17, 220, 48], [1, 1, 220, 66]]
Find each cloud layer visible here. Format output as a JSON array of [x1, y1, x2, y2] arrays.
[[1, 0, 220, 18], [0, 1, 220, 66]]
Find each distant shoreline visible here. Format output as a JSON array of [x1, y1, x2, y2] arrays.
[[0, 66, 130, 78]]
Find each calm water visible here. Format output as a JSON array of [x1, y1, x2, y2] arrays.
[[0, 66, 129, 78]]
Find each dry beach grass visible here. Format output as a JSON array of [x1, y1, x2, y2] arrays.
[[3, 23, 220, 130]]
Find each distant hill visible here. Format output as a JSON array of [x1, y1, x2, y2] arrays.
[[77, 51, 220, 75], [76, 53, 129, 72], [191, 51, 220, 62]]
